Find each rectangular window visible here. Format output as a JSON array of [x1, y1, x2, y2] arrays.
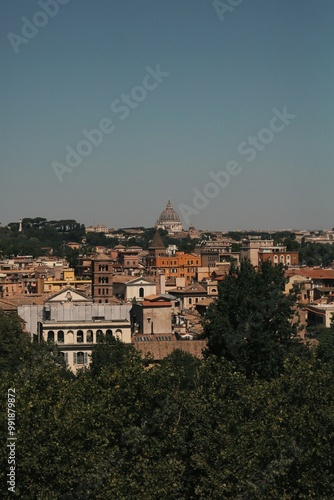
[[61, 352, 68, 363]]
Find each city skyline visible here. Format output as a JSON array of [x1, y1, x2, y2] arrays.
[[1, 0, 334, 230]]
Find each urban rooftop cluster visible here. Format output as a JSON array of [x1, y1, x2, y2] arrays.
[[1, 200, 334, 372]]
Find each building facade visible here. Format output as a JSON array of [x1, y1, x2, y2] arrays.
[[130, 295, 172, 335], [39, 318, 131, 373], [241, 237, 299, 267], [91, 254, 114, 303]]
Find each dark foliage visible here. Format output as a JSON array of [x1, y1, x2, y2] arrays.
[[203, 260, 306, 379]]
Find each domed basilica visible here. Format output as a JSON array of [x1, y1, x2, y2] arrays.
[[155, 200, 183, 234]]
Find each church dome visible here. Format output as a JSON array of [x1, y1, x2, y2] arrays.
[[155, 200, 182, 234], [157, 200, 181, 223]]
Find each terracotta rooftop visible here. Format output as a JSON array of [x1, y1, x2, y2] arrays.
[[4, 294, 45, 306], [141, 296, 172, 307], [169, 283, 207, 295], [112, 276, 136, 283], [144, 294, 164, 300], [195, 297, 215, 307], [286, 268, 334, 280], [93, 253, 112, 261], [0, 298, 17, 311]]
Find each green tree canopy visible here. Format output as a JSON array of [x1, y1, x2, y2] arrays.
[[203, 260, 305, 379]]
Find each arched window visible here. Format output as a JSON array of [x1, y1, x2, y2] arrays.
[[57, 330, 64, 343], [77, 330, 84, 343], [139, 287, 144, 298], [106, 329, 113, 341], [86, 330, 93, 343], [96, 329, 104, 341], [47, 330, 54, 342]]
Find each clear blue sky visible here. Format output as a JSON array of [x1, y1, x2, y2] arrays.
[[1, 0, 333, 231]]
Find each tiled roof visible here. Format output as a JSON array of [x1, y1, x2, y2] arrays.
[[195, 297, 215, 307], [141, 297, 172, 307], [169, 283, 207, 295], [93, 253, 112, 261], [144, 294, 162, 300], [112, 276, 135, 283], [0, 298, 17, 311], [286, 268, 334, 280], [4, 294, 45, 306]]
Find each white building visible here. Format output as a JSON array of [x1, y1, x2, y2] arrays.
[[112, 277, 157, 302], [40, 317, 131, 373], [18, 287, 132, 373]]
